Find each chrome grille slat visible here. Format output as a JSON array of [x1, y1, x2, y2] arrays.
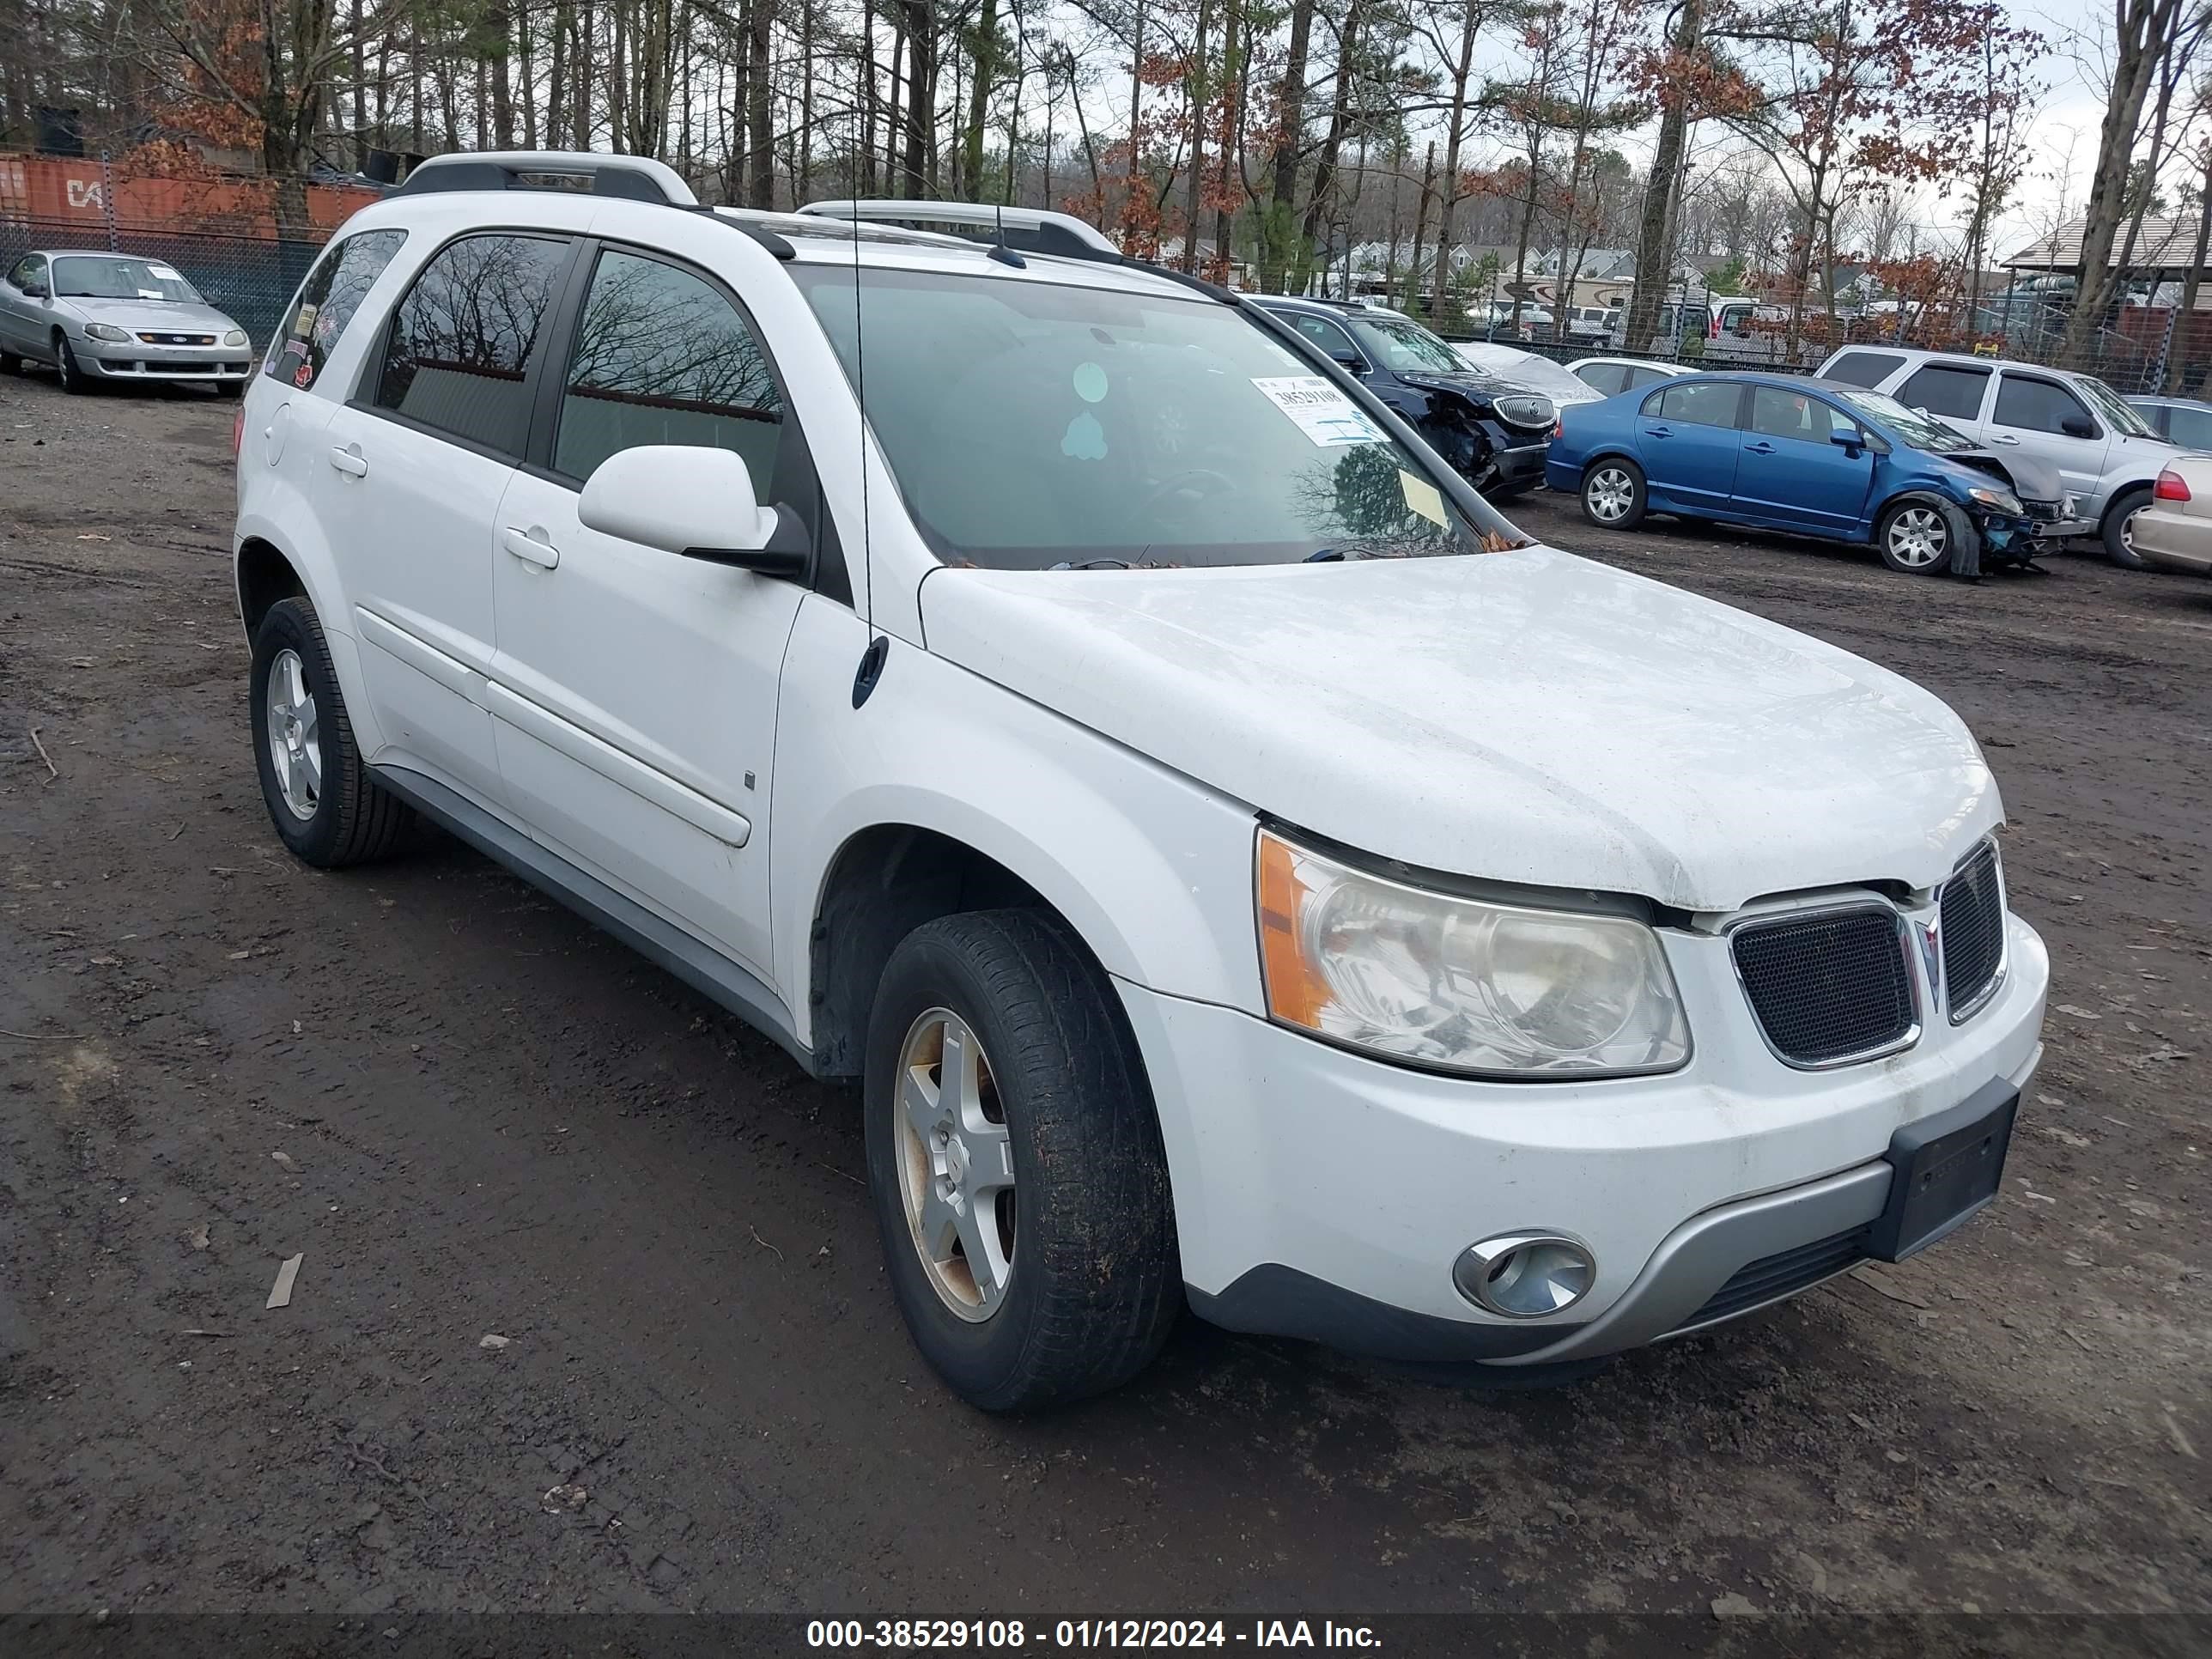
[[1731, 906, 1916, 1067]]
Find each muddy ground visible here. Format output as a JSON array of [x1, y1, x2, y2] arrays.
[[1, 369, 2207, 1622]]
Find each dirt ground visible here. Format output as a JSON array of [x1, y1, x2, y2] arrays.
[[2, 369, 2207, 1622]]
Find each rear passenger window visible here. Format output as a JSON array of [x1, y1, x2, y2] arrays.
[[266, 229, 407, 392], [1656, 380, 1743, 428], [1577, 362, 1626, 395], [553, 249, 786, 493], [1992, 374, 2095, 436], [1897, 363, 1989, 421], [374, 234, 571, 456], [2169, 405, 2212, 450], [1824, 350, 1904, 389]]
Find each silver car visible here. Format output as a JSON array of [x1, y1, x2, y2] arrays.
[[1816, 343, 2181, 567], [0, 250, 253, 395]]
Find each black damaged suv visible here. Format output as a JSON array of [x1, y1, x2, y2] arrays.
[[1253, 295, 1559, 497]]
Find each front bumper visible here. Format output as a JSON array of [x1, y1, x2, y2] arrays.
[[81, 337, 252, 382], [1484, 437, 1552, 495], [1121, 911, 2047, 1366], [2133, 505, 2212, 574]]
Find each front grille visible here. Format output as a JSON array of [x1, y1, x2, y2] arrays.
[[1941, 842, 2005, 1018], [1733, 907, 1915, 1066], [138, 331, 216, 345], [1671, 1224, 1873, 1334]]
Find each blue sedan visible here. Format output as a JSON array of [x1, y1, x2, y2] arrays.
[[1544, 372, 2055, 574]]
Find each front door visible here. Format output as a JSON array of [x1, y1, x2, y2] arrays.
[[1735, 385, 1875, 535], [1984, 370, 2112, 503], [489, 244, 804, 975], [0, 253, 48, 356], [319, 229, 578, 805], [1638, 379, 1746, 510]]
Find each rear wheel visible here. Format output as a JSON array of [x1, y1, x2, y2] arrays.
[[2102, 485, 2151, 570], [0, 350, 21, 375], [249, 597, 413, 866], [1876, 500, 1954, 575], [865, 910, 1180, 1411], [1581, 459, 1647, 528]]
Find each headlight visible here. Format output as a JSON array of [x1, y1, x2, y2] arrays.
[[82, 322, 131, 343], [1256, 829, 1691, 1078], [1968, 485, 2024, 515], [224, 329, 247, 346]]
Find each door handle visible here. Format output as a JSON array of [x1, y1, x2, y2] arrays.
[[1990, 434, 2020, 445], [1645, 424, 1672, 438], [1745, 441, 1776, 454], [327, 444, 368, 477], [502, 526, 560, 569]]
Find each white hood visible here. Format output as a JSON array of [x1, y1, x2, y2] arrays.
[[918, 545, 2001, 913]]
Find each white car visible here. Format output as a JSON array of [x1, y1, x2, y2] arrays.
[[1452, 341, 1606, 410], [1567, 356, 1694, 398], [232, 153, 2048, 1409], [1817, 345, 2185, 567]]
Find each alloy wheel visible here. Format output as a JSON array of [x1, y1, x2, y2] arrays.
[[264, 647, 322, 820], [892, 1007, 1017, 1322]]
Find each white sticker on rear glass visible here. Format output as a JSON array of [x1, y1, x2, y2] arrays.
[[147, 264, 182, 280], [1251, 377, 1385, 447]]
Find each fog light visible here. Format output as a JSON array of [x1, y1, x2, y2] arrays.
[[1454, 1233, 1595, 1317]]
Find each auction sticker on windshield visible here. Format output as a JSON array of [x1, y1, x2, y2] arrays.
[[1251, 377, 1386, 447]]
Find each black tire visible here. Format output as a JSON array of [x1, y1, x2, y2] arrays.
[[1580, 457, 1647, 528], [248, 596, 412, 866], [215, 379, 245, 399], [2102, 485, 2151, 570], [0, 350, 21, 375], [864, 909, 1181, 1411], [54, 333, 91, 395], [1875, 497, 1956, 576]]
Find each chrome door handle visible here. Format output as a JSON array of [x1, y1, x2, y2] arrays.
[[1990, 434, 2020, 445], [501, 526, 560, 569], [327, 444, 368, 477]]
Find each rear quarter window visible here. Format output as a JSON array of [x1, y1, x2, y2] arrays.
[[1824, 350, 1905, 389], [265, 229, 408, 392], [1897, 362, 1990, 422], [2168, 405, 2212, 450]]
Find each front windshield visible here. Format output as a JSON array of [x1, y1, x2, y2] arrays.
[[2075, 374, 2158, 438], [52, 256, 203, 303], [1348, 313, 1468, 373], [1836, 388, 1978, 453], [793, 264, 1498, 570]]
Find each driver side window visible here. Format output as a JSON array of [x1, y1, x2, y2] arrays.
[[9, 254, 44, 292], [1288, 313, 1361, 365]]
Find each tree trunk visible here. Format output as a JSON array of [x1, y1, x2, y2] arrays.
[[963, 0, 1000, 199], [1429, 2, 1482, 321], [1407, 142, 1437, 317], [900, 2, 935, 198], [2163, 144, 2212, 392], [489, 0, 515, 148], [1120, 0, 1146, 250], [1625, 0, 1700, 351], [2062, 0, 2185, 366], [1181, 0, 1209, 271], [1297, 0, 1365, 295], [1260, 0, 1315, 292], [748, 0, 775, 204]]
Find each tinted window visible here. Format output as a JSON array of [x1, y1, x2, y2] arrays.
[[267, 228, 407, 392], [1576, 362, 1626, 395], [1279, 311, 1360, 363], [1748, 386, 1854, 441], [1627, 365, 1673, 389], [1992, 374, 2094, 436], [553, 249, 785, 491], [2168, 405, 2212, 450], [1897, 363, 1989, 421], [1656, 380, 1742, 428], [1825, 350, 1905, 389], [374, 234, 570, 455]]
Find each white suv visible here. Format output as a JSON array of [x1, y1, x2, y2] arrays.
[[1817, 344, 2183, 567], [234, 154, 2048, 1409]]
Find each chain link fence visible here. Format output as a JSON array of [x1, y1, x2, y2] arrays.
[[0, 216, 331, 349]]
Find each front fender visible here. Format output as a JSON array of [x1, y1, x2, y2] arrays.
[[768, 598, 1263, 1048]]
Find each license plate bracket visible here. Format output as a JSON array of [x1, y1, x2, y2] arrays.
[[1870, 1080, 2020, 1262]]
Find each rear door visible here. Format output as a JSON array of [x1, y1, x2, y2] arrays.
[[319, 229, 579, 804], [1984, 370, 2112, 502], [1637, 379, 1747, 510], [1735, 385, 1875, 534]]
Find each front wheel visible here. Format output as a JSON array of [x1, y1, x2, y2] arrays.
[[865, 910, 1181, 1411], [2102, 485, 2151, 569], [54, 334, 90, 394], [1876, 500, 1954, 575], [1581, 458, 1647, 528]]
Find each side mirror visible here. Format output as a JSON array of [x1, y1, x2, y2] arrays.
[[1330, 347, 1366, 372], [2060, 416, 2096, 439], [579, 445, 804, 577], [1830, 428, 1863, 451], [23, 283, 47, 300]]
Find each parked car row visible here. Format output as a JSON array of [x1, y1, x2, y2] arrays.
[[0, 249, 254, 393]]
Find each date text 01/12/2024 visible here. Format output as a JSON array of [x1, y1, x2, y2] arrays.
[[805, 1620, 1382, 1649]]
